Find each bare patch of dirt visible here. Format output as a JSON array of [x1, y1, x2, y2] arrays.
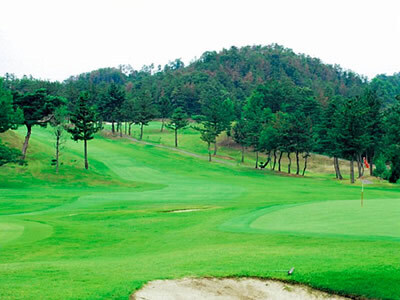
[[131, 277, 350, 300]]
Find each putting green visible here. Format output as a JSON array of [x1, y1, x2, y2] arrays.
[[0, 219, 53, 245], [250, 198, 400, 240]]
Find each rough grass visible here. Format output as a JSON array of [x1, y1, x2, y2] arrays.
[[0, 125, 399, 299]]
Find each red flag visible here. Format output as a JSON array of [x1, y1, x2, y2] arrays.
[[363, 157, 370, 169]]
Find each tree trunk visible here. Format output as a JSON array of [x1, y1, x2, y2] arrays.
[[278, 152, 283, 172], [333, 157, 339, 179], [334, 157, 343, 180], [360, 154, 364, 177], [302, 154, 309, 176], [140, 123, 144, 140], [272, 150, 277, 170], [161, 118, 164, 132], [255, 151, 259, 169], [350, 157, 355, 183], [337, 159, 343, 179], [208, 142, 212, 162], [55, 134, 60, 174], [84, 139, 89, 170], [356, 155, 362, 178], [214, 141, 217, 156], [124, 122, 127, 135], [128, 123, 132, 136], [21, 124, 32, 159], [259, 153, 271, 169], [120, 122, 123, 137], [112, 121, 115, 134], [174, 129, 178, 147], [369, 154, 373, 176], [241, 145, 245, 163], [296, 150, 300, 175], [287, 152, 291, 174]]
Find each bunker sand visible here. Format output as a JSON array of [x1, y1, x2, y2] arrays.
[[131, 278, 350, 300]]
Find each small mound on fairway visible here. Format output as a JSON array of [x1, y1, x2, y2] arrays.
[[131, 278, 349, 300]]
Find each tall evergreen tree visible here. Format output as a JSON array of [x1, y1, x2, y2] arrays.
[[101, 83, 126, 134], [232, 119, 248, 163], [68, 92, 100, 170], [193, 124, 217, 162], [158, 96, 173, 132], [132, 91, 157, 140], [200, 97, 233, 156], [361, 88, 383, 175], [0, 78, 22, 133], [334, 96, 369, 183], [0, 79, 23, 166], [383, 95, 400, 183], [166, 107, 189, 147]]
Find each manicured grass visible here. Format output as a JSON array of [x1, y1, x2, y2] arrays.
[[0, 126, 399, 299]]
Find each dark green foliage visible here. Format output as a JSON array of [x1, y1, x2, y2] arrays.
[[199, 97, 234, 155], [382, 97, 400, 183], [13, 88, 65, 158], [0, 78, 22, 133], [373, 155, 389, 179], [0, 140, 23, 166], [132, 91, 157, 140], [193, 124, 217, 162], [158, 96, 173, 132], [100, 83, 126, 133], [165, 107, 189, 147], [68, 92, 100, 169], [370, 73, 400, 106], [232, 119, 247, 163], [389, 154, 400, 183]]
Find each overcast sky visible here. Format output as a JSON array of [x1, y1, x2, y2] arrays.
[[1, 0, 399, 82]]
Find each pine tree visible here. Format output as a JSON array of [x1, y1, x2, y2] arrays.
[[13, 89, 64, 159], [132, 91, 157, 140], [193, 124, 217, 162], [232, 119, 248, 163], [158, 96, 173, 132], [166, 107, 189, 147], [200, 97, 233, 156], [68, 92, 100, 170], [0, 78, 22, 133]]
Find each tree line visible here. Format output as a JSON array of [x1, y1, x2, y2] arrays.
[[1, 75, 400, 184], [1, 44, 400, 182]]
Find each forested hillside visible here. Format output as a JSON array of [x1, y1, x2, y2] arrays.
[[2, 44, 400, 184], [370, 73, 400, 106], [65, 44, 369, 113], [3, 44, 369, 113]]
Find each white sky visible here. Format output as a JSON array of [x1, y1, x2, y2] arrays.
[[1, 0, 399, 82]]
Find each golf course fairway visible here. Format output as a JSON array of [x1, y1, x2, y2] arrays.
[[0, 126, 399, 299]]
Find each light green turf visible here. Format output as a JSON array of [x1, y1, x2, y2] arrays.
[[248, 199, 400, 240], [0, 126, 400, 299]]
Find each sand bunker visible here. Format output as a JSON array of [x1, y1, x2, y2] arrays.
[[168, 209, 203, 213], [131, 277, 350, 300]]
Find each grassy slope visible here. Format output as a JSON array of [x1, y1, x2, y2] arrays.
[[125, 121, 362, 178], [0, 126, 399, 299]]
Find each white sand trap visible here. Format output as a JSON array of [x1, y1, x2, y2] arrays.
[[169, 209, 202, 213], [131, 278, 350, 300]]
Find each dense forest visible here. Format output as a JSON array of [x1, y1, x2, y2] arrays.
[[1, 44, 400, 183]]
